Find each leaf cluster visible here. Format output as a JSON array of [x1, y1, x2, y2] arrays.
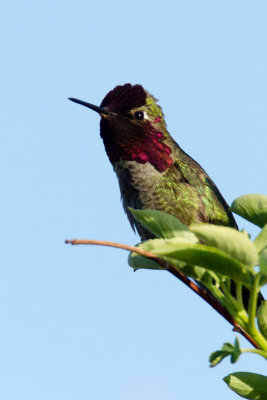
[[127, 194, 267, 399]]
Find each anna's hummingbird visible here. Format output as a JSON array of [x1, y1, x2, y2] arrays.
[[69, 83, 237, 240]]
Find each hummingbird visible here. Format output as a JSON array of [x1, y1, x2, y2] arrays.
[[69, 83, 238, 240], [69, 84, 265, 308]]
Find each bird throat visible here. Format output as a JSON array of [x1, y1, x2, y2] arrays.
[[100, 119, 174, 173]]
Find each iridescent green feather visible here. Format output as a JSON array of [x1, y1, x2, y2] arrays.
[[154, 151, 237, 229]]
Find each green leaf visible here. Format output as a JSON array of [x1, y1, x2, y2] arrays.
[[129, 208, 198, 242], [231, 337, 241, 364], [169, 262, 218, 284], [254, 224, 267, 253], [256, 301, 267, 339], [139, 237, 194, 252], [190, 224, 258, 268], [184, 265, 219, 286], [139, 238, 252, 285], [209, 350, 231, 367], [129, 249, 218, 282], [128, 237, 191, 271], [230, 194, 267, 228], [224, 372, 267, 399], [222, 342, 235, 352], [259, 248, 267, 276], [128, 252, 163, 271], [209, 339, 240, 367]]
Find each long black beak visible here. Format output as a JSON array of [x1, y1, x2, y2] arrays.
[[68, 98, 116, 116]]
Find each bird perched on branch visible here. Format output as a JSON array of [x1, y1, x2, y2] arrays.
[[69, 83, 237, 240]]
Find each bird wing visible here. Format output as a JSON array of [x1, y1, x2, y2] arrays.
[[154, 156, 237, 228]]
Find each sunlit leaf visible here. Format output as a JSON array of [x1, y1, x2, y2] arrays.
[[138, 238, 252, 285], [209, 350, 230, 367], [224, 372, 267, 399], [190, 224, 258, 268], [254, 224, 267, 254], [231, 194, 267, 228], [128, 237, 191, 271], [129, 208, 198, 242]]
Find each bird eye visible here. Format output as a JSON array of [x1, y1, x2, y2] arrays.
[[134, 111, 144, 120]]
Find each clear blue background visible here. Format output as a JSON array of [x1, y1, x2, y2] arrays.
[[1, 1, 266, 399]]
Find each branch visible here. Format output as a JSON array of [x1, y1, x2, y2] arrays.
[[65, 238, 259, 349]]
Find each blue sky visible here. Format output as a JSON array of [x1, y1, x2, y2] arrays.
[[1, 1, 266, 399]]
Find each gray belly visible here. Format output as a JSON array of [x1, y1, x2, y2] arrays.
[[113, 160, 162, 238]]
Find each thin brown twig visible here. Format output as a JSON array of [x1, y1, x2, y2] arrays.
[[65, 238, 259, 349]]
